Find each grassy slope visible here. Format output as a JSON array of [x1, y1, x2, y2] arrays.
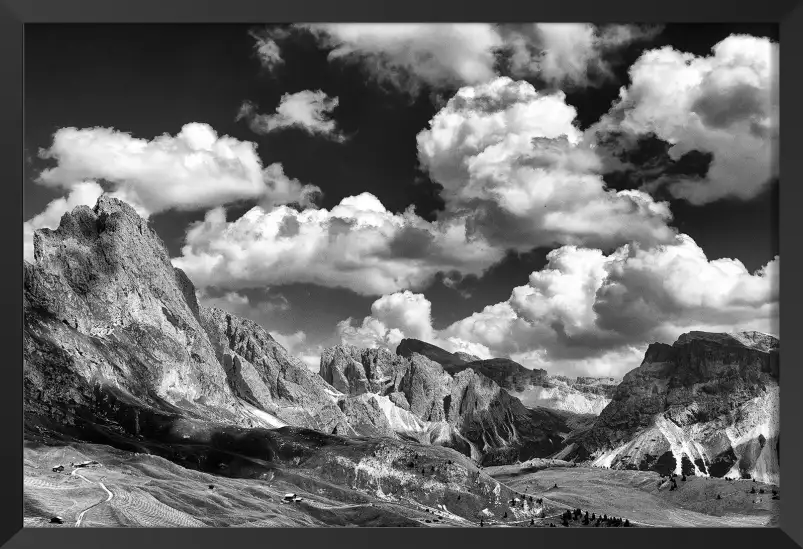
[[488, 465, 780, 527]]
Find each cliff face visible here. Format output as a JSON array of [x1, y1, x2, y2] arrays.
[[200, 307, 353, 434], [396, 340, 550, 390], [319, 345, 409, 396], [24, 197, 240, 426], [562, 331, 780, 484]]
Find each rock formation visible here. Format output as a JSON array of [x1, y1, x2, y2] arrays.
[[396, 339, 469, 371], [397, 339, 616, 415], [200, 306, 353, 434], [560, 331, 780, 484], [317, 343, 568, 464], [25, 197, 240, 426], [319, 345, 409, 396]]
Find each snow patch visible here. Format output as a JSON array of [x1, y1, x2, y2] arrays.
[[237, 399, 287, 428]]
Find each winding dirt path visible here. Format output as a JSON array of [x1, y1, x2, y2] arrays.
[[71, 469, 113, 527]]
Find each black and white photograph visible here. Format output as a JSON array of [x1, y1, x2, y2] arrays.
[[22, 22, 779, 528]]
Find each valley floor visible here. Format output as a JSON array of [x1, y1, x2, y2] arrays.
[[24, 437, 779, 528], [486, 464, 780, 528]]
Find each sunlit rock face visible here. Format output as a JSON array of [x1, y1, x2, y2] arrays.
[[24, 196, 351, 434], [562, 331, 780, 485]]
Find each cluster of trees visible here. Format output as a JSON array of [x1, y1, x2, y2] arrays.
[[559, 508, 631, 528], [749, 486, 780, 500]]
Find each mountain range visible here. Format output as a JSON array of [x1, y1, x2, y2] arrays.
[[23, 196, 781, 527]]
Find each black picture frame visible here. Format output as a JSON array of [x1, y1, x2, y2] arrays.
[[1, 1, 797, 548]]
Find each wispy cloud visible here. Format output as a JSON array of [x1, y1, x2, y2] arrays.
[[248, 27, 290, 72], [249, 23, 660, 96], [237, 90, 347, 142]]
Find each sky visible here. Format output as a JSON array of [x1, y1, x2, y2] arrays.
[[24, 23, 779, 377]]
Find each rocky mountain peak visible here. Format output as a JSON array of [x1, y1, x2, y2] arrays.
[[25, 195, 243, 421], [30, 195, 196, 334], [25, 195, 351, 434], [564, 329, 780, 483], [319, 344, 408, 395], [396, 338, 468, 369], [636, 330, 780, 384], [672, 330, 779, 352]]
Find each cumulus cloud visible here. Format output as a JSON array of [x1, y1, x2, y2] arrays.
[[36, 123, 320, 217], [416, 77, 677, 251], [368, 291, 435, 341], [173, 192, 505, 296], [299, 353, 323, 372], [340, 235, 778, 377], [23, 181, 105, 262], [338, 291, 434, 349], [237, 90, 347, 142], [509, 346, 646, 379], [592, 236, 779, 338], [595, 34, 779, 204], [443, 235, 778, 374], [338, 316, 406, 351], [336, 290, 492, 358], [505, 24, 662, 88]]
